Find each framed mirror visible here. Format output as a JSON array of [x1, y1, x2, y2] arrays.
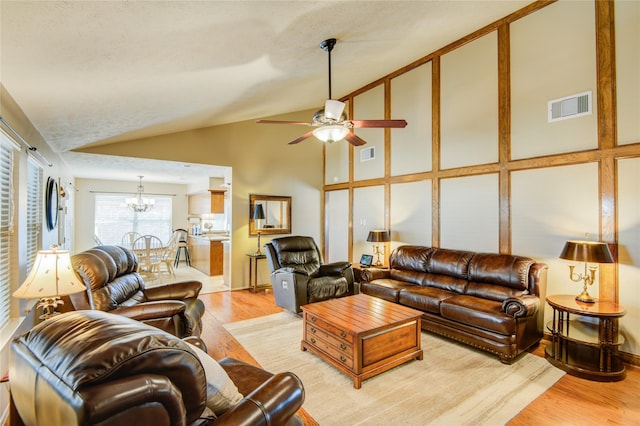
[[249, 194, 291, 235], [45, 177, 59, 231]]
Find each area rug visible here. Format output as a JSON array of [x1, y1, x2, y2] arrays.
[[224, 312, 565, 426]]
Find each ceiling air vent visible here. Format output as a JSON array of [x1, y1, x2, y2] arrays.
[[548, 91, 592, 122], [360, 146, 375, 162]]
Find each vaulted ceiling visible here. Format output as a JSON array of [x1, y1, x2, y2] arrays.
[[1, 0, 530, 182]]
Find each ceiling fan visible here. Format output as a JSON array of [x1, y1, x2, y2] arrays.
[[256, 38, 408, 146]]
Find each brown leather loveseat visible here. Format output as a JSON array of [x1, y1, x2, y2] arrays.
[[10, 310, 305, 425], [359, 245, 548, 363], [68, 245, 205, 338]]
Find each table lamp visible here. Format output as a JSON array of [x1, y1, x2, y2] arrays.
[[367, 230, 390, 267], [13, 246, 86, 320], [559, 240, 614, 303], [253, 203, 265, 254]]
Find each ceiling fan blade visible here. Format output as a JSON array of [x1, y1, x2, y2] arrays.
[[288, 131, 315, 145], [344, 132, 367, 146], [324, 99, 346, 120], [350, 119, 408, 128], [256, 120, 312, 126]]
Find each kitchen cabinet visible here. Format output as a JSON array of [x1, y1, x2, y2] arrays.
[[210, 190, 225, 214], [188, 190, 226, 215], [189, 236, 224, 276]]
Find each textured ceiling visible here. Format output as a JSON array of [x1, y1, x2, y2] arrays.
[[1, 0, 530, 183]]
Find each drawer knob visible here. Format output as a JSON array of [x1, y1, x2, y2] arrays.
[[340, 355, 347, 363], [340, 331, 347, 338], [311, 316, 317, 323], [311, 338, 316, 344], [310, 327, 316, 334], [340, 343, 347, 350]]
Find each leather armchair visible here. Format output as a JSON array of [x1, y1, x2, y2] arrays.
[[67, 245, 205, 338], [264, 236, 354, 313], [9, 310, 305, 426]]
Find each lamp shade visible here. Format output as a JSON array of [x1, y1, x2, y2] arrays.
[[253, 203, 265, 220], [559, 240, 614, 264], [13, 249, 85, 299], [367, 230, 390, 243]]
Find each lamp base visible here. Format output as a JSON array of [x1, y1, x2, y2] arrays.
[[575, 291, 596, 303], [36, 297, 64, 321]]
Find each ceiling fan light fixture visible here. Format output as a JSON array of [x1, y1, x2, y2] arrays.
[[313, 125, 349, 143]]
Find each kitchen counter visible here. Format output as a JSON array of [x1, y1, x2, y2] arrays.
[[189, 235, 227, 276], [190, 234, 229, 241]]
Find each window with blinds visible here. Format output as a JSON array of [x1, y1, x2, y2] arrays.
[[26, 158, 43, 275], [0, 135, 17, 330], [94, 195, 173, 245]]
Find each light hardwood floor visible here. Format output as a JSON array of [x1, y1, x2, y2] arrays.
[[199, 290, 640, 426]]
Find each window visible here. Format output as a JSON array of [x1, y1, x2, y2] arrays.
[[0, 132, 17, 330], [26, 159, 43, 275], [94, 195, 173, 246]]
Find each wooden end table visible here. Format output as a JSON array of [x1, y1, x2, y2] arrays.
[[301, 294, 423, 389], [545, 294, 626, 381]]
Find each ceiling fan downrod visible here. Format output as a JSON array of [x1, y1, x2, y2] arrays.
[[320, 38, 337, 100]]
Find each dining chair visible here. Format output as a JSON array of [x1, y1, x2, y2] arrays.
[[132, 235, 164, 281], [122, 231, 143, 247], [158, 233, 180, 277]]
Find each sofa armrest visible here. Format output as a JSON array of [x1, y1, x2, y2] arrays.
[[319, 261, 352, 276], [214, 372, 305, 426], [81, 374, 187, 425], [144, 280, 202, 300], [360, 268, 390, 282], [112, 300, 186, 321], [502, 295, 539, 318]]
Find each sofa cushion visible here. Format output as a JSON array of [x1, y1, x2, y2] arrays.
[[427, 248, 475, 279], [465, 253, 534, 302], [465, 282, 528, 303], [308, 276, 350, 302], [360, 279, 415, 303], [422, 272, 468, 294], [389, 246, 433, 272], [398, 286, 457, 314], [468, 253, 534, 291], [440, 295, 516, 336]]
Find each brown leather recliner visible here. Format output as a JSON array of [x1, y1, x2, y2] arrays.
[[67, 245, 205, 338], [264, 236, 354, 313], [9, 310, 305, 426]]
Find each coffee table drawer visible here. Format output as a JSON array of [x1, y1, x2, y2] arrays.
[[307, 314, 354, 344], [306, 323, 353, 352], [306, 332, 354, 369]]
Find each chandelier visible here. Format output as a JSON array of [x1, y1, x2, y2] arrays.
[[125, 176, 155, 213]]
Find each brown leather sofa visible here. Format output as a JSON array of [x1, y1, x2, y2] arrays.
[[9, 310, 305, 426], [264, 236, 354, 313], [67, 245, 205, 338], [359, 245, 548, 363]]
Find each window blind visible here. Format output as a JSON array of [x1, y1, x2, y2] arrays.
[[26, 159, 43, 276], [94, 195, 173, 245], [0, 136, 16, 330]]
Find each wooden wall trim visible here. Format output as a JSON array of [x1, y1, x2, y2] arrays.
[[596, 0, 618, 301], [325, 0, 640, 310]]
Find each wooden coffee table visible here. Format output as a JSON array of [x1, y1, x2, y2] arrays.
[[301, 294, 423, 389]]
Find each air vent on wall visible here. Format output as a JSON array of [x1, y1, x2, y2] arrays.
[[548, 91, 592, 122], [360, 146, 375, 162]]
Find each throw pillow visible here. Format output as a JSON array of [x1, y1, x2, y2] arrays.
[[186, 342, 244, 415]]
